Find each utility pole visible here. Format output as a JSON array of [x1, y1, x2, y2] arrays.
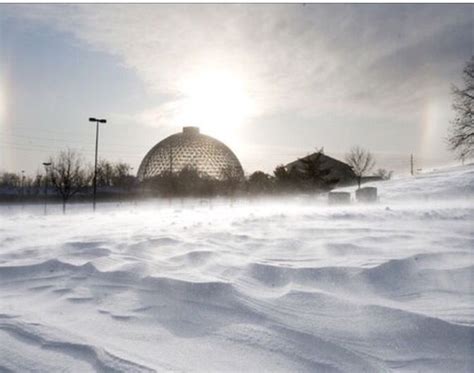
[[89, 117, 107, 212], [42, 162, 51, 215], [410, 154, 414, 176]]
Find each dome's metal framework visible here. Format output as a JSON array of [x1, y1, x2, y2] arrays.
[[137, 127, 244, 180]]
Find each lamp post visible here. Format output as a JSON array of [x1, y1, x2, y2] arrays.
[[42, 162, 51, 215], [21, 170, 25, 209], [21, 170, 25, 192], [89, 117, 107, 212]]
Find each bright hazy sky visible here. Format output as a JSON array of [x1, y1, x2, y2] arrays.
[[0, 4, 473, 176]]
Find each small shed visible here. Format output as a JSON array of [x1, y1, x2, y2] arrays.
[[355, 187, 378, 203], [328, 192, 351, 205]]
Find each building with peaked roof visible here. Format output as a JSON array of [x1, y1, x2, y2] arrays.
[[285, 151, 357, 187]]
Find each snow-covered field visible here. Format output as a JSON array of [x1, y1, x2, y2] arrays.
[[1, 165, 473, 372]]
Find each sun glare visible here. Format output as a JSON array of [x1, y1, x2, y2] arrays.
[[179, 71, 254, 138]]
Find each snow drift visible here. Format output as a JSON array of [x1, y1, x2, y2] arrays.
[[0, 165, 473, 372]]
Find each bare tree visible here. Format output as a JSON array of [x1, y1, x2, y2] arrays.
[[0, 172, 21, 190], [248, 171, 274, 194], [96, 159, 115, 187], [47, 149, 90, 213], [448, 56, 474, 161], [114, 162, 132, 180], [345, 146, 376, 188], [220, 165, 244, 197], [375, 168, 393, 180], [112, 162, 136, 191]]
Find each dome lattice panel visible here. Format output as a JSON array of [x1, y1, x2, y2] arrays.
[[137, 127, 244, 180]]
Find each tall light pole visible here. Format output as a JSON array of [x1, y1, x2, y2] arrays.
[[21, 170, 25, 209], [89, 117, 107, 211], [42, 162, 51, 215], [21, 170, 25, 192]]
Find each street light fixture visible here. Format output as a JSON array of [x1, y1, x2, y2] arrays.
[[89, 117, 107, 212], [42, 162, 51, 215]]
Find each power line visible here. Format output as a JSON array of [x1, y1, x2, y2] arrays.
[[0, 130, 147, 150], [2, 122, 155, 142], [0, 141, 145, 158], [0, 136, 146, 154]]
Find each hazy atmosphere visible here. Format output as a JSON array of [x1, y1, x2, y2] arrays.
[[1, 3, 474, 372], [1, 4, 472, 175]]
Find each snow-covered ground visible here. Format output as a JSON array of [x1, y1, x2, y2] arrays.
[[1, 165, 473, 372]]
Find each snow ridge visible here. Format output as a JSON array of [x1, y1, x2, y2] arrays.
[[0, 165, 473, 371]]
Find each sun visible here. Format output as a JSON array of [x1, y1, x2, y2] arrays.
[[179, 70, 254, 138]]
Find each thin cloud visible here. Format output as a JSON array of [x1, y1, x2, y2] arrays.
[[7, 4, 471, 119], [3, 4, 472, 171]]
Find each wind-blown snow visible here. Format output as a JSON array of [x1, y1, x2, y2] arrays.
[[1, 165, 473, 372]]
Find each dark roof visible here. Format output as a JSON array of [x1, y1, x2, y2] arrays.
[[285, 152, 352, 170]]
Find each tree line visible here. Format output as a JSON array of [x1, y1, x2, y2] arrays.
[[1, 145, 394, 213], [2, 56, 472, 212], [0, 149, 136, 212], [128, 146, 390, 199]]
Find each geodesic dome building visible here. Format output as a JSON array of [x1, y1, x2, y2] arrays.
[[137, 127, 244, 180]]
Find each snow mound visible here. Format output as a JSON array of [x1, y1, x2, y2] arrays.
[[0, 165, 473, 372], [340, 164, 474, 201]]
